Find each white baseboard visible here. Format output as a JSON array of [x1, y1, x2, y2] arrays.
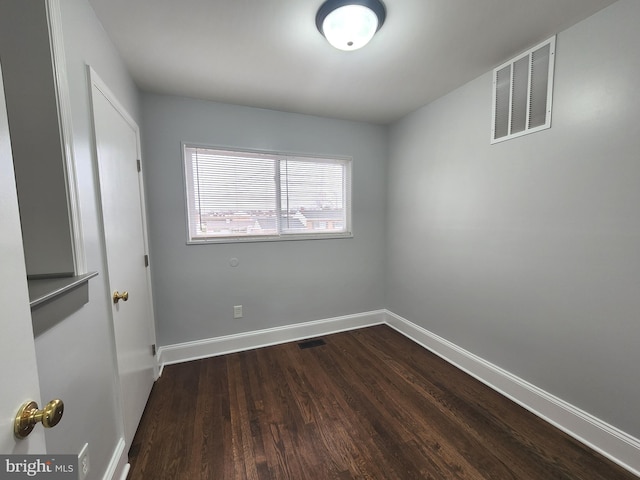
[[118, 463, 130, 480], [103, 437, 127, 480], [384, 310, 640, 477], [158, 310, 385, 368]]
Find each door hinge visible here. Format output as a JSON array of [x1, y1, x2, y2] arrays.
[[151, 344, 156, 356], [137, 159, 141, 172], [144, 254, 149, 267]]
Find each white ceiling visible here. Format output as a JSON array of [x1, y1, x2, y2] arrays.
[[88, 0, 617, 125]]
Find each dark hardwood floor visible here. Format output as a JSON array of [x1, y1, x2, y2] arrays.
[[128, 325, 637, 479]]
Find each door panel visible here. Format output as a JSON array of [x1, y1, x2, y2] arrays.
[[0, 61, 46, 453], [90, 71, 156, 447]]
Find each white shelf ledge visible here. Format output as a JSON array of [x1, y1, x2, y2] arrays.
[[28, 272, 98, 336]]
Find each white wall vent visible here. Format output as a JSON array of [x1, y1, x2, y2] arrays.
[[491, 36, 556, 144]]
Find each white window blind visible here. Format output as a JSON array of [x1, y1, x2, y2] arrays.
[[183, 145, 352, 243]]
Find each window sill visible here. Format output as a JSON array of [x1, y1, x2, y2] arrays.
[[187, 232, 354, 245]]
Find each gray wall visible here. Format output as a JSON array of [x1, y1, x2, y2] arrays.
[[141, 94, 387, 346], [386, 0, 640, 438], [33, 0, 141, 475]]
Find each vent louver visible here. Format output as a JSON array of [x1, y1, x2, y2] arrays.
[[491, 36, 556, 144]]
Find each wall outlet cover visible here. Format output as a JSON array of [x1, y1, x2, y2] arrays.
[[78, 443, 89, 480]]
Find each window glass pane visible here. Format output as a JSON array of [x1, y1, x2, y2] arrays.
[[280, 158, 346, 234], [185, 147, 277, 239]]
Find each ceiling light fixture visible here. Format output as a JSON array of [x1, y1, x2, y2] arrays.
[[316, 0, 386, 51]]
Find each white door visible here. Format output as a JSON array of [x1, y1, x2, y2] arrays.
[[0, 61, 46, 453], [89, 69, 156, 447]]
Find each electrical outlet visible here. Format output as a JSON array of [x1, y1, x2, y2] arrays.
[[78, 443, 90, 480], [233, 305, 243, 319]]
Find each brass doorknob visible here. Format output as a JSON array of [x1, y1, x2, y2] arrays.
[[113, 290, 129, 304], [14, 399, 64, 439]]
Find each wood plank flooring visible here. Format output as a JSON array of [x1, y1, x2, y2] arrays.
[[128, 325, 637, 479]]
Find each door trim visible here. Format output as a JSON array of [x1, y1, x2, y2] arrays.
[[45, 0, 85, 273]]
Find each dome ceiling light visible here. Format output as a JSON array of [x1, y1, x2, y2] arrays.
[[316, 0, 387, 51]]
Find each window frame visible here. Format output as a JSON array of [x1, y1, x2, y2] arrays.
[[182, 143, 353, 244]]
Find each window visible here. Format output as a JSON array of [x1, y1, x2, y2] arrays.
[[491, 36, 556, 143], [183, 145, 352, 243]]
